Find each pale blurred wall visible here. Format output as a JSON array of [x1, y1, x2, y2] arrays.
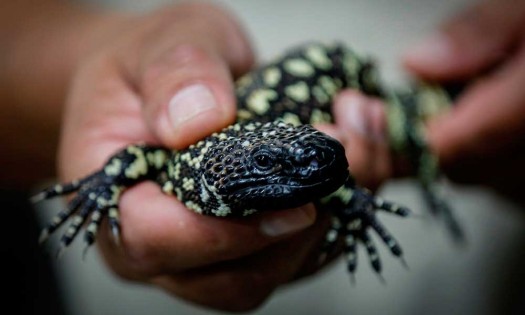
[[41, 1, 525, 314]]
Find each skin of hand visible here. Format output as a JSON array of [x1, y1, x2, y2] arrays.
[[331, 0, 525, 201], [0, 1, 121, 187], [57, 2, 334, 312]]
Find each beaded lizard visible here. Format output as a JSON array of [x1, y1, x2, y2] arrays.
[[33, 42, 457, 278]]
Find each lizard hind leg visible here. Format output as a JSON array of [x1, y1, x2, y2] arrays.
[[35, 169, 126, 257], [31, 175, 97, 203], [33, 144, 168, 256], [44, 183, 124, 258], [38, 195, 84, 244], [56, 197, 96, 258], [419, 149, 465, 242], [422, 185, 465, 242], [33, 170, 105, 247]]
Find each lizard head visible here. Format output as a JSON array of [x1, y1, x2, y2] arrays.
[[201, 121, 349, 214]]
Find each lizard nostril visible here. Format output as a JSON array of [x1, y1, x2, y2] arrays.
[[309, 157, 319, 169]]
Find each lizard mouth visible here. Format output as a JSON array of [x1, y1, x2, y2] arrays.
[[229, 171, 349, 211]]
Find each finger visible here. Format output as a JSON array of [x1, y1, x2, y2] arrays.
[[427, 44, 525, 171], [97, 182, 317, 280], [121, 3, 254, 148], [404, 0, 525, 80], [150, 210, 332, 312], [330, 90, 394, 189], [333, 90, 387, 142]]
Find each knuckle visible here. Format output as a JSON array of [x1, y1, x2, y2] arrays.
[[103, 260, 141, 282], [114, 257, 158, 281], [115, 230, 173, 278], [205, 271, 276, 312], [189, 230, 248, 265], [156, 270, 276, 312], [199, 229, 232, 256], [161, 1, 253, 76], [160, 44, 214, 70], [97, 242, 158, 283], [157, 1, 227, 21], [140, 44, 218, 95], [197, 224, 269, 261]]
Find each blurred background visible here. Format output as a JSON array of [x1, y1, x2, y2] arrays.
[[34, 0, 525, 314]]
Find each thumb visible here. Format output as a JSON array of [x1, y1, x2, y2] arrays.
[[403, 0, 525, 80], [131, 3, 254, 148], [140, 45, 245, 148]]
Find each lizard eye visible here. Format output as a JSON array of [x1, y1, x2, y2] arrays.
[[254, 153, 273, 170]]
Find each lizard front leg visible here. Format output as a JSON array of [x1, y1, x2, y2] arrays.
[[318, 178, 409, 280]]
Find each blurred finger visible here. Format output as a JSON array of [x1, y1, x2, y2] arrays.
[[150, 209, 331, 312], [120, 2, 254, 148], [98, 182, 317, 280], [404, 0, 525, 80], [330, 90, 394, 189], [427, 44, 525, 168]]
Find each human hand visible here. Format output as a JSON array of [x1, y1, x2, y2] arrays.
[[332, 0, 525, 201], [58, 3, 331, 311]]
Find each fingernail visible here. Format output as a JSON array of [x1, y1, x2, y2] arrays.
[[260, 205, 316, 237], [342, 94, 386, 143], [343, 94, 373, 137], [404, 33, 454, 67], [168, 84, 217, 128], [344, 94, 367, 134]]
